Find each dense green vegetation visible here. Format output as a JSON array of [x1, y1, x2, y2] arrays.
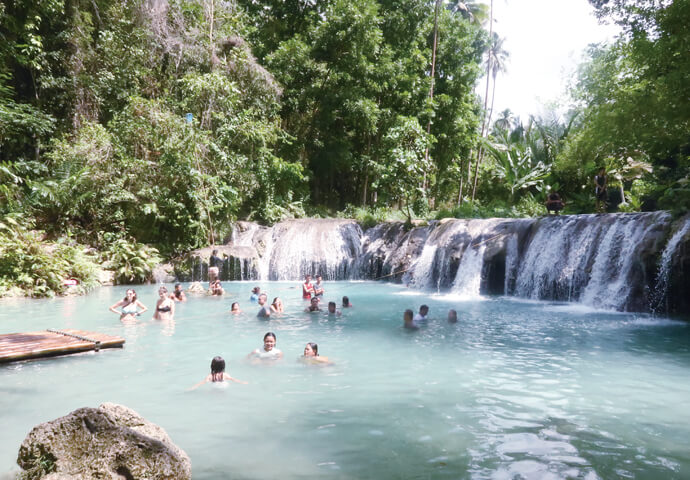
[[1, 0, 688, 296]]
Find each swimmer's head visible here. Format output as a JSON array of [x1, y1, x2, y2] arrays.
[[211, 356, 226, 374], [158, 286, 168, 296], [420, 305, 429, 315], [304, 342, 318, 356], [231, 302, 240, 312], [311, 297, 319, 306], [272, 297, 281, 305], [258, 293, 268, 305], [124, 289, 137, 302], [328, 302, 336, 313], [174, 283, 182, 291], [263, 332, 276, 351], [252, 286, 260, 294], [448, 309, 458, 323], [342, 296, 350, 307], [404, 309, 414, 324]]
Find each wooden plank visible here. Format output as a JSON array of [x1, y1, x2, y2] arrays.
[[0, 329, 125, 364]]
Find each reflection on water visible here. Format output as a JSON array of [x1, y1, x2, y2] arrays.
[[1, 282, 690, 479]]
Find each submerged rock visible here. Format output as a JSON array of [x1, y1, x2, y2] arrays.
[[17, 403, 191, 480]]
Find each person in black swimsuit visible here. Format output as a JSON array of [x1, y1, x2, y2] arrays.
[[154, 286, 175, 320]]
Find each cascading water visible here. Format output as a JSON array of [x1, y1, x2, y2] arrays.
[[451, 243, 486, 298], [186, 212, 686, 313], [651, 216, 690, 312]]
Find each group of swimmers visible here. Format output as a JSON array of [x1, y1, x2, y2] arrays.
[[109, 273, 459, 391], [189, 333, 331, 389]]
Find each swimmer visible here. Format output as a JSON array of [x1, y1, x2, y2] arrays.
[[403, 309, 418, 330], [250, 286, 260, 303], [270, 297, 284, 313], [302, 274, 315, 299], [313, 274, 325, 297], [109, 289, 147, 323], [247, 332, 283, 360], [210, 279, 224, 296], [304, 297, 321, 313], [327, 301, 341, 316], [190, 356, 247, 390], [170, 283, 187, 302], [413, 305, 429, 325], [300, 342, 331, 364], [448, 309, 458, 323], [257, 293, 271, 318], [342, 296, 353, 308], [153, 286, 175, 321], [230, 302, 242, 314]]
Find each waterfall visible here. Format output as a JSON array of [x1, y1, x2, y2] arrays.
[[452, 243, 487, 298], [265, 220, 362, 280], [580, 212, 669, 310], [180, 212, 686, 313], [651, 216, 690, 312]]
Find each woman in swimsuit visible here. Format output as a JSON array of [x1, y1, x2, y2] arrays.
[[109, 289, 147, 323], [189, 356, 247, 390], [247, 332, 283, 361], [301, 342, 331, 364], [153, 286, 175, 321], [270, 297, 284, 314]]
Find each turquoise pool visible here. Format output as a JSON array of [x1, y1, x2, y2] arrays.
[[1, 282, 689, 479]]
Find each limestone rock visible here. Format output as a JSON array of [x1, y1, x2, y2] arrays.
[[17, 403, 191, 480]]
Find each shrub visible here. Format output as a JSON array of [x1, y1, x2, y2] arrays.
[[101, 235, 162, 285]]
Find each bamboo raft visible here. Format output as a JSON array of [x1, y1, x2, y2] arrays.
[[0, 329, 125, 364]]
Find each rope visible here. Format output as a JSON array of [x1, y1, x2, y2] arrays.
[[47, 329, 101, 351], [375, 268, 410, 280], [471, 232, 506, 248]]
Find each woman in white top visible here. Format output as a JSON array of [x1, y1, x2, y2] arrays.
[[109, 289, 147, 323], [247, 332, 283, 360]]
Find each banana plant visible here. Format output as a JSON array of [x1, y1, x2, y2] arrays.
[[482, 138, 550, 201]]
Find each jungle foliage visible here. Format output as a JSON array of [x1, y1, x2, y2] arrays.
[[0, 0, 688, 295]]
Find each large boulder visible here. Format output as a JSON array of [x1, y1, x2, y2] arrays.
[[17, 403, 191, 480]]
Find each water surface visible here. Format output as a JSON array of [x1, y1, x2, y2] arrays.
[[1, 282, 689, 479]]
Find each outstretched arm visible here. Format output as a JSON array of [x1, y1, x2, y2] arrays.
[[224, 373, 248, 384], [188, 374, 211, 391]]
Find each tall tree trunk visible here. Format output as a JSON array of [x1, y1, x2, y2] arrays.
[[471, 0, 493, 201], [423, 0, 442, 194]]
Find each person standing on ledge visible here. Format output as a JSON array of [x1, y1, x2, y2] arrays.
[[594, 167, 608, 213], [209, 249, 223, 284]]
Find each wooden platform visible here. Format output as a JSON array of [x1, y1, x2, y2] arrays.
[[0, 329, 125, 364]]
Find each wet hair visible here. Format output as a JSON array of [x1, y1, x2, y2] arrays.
[[252, 286, 260, 293], [404, 309, 414, 323], [420, 304, 429, 313], [306, 342, 319, 356], [264, 332, 276, 342], [272, 297, 281, 305], [231, 302, 240, 310], [124, 289, 137, 302], [328, 301, 336, 310], [448, 309, 458, 323], [342, 296, 350, 306], [311, 296, 319, 304], [211, 356, 226, 374]]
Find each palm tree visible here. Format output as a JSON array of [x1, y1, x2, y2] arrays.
[[486, 33, 509, 137], [494, 108, 514, 133], [448, 1, 490, 25], [471, 0, 494, 201]]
